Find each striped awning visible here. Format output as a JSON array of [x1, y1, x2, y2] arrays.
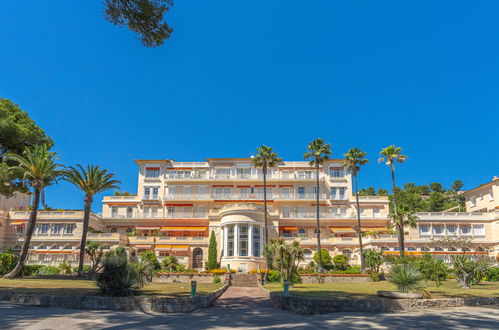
[[160, 226, 207, 231], [133, 245, 152, 248], [330, 227, 356, 233], [362, 227, 389, 232], [155, 245, 189, 251]]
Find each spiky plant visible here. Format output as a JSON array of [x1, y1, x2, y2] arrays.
[[389, 264, 425, 293]]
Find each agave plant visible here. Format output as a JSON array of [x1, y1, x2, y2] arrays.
[[389, 264, 425, 293]]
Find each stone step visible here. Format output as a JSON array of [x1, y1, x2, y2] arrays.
[[230, 274, 258, 287]]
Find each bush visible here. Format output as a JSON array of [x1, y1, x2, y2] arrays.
[[364, 248, 383, 274], [96, 247, 148, 296], [213, 275, 221, 284], [452, 255, 490, 289], [486, 267, 499, 282], [206, 268, 228, 275], [161, 256, 179, 272], [333, 254, 350, 271], [384, 254, 418, 266], [58, 261, 74, 275], [140, 251, 161, 271], [267, 270, 281, 283], [36, 266, 60, 275], [389, 264, 425, 293], [22, 265, 44, 276], [0, 251, 18, 275], [417, 253, 448, 287], [367, 270, 380, 281], [313, 249, 331, 265], [336, 265, 362, 274]]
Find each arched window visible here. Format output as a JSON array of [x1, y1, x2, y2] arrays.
[[407, 247, 416, 251], [303, 249, 313, 258], [51, 245, 60, 250], [13, 245, 22, 250], [103, 245, 111, 250], [462, 247, 470, 252], [421, 247, 430, 252], [381, 246, 389, 251], [448, 247, 457, 252], [314, 228, 319, 234], [125, 228, 133, 234], [63, 245, 72, 250], [393, 246, 400, 251], [38, 245, 47, 249], [298, 228, 306, 237], [434, 246, 443, 251], [110, 228, 117, 233], [476, 247, 484, 252]]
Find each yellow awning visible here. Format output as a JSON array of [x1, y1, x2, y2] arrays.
[[10, 222, 25, 225], [362, 227, 389, 232], [160, 227, 207, 231], [330, 227, 356, 233], [155, 244, 189, 250]]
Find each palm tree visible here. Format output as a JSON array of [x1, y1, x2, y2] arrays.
[[63, 165, 120, 276], [378, 145, 408, 256], [390, 205, 418, 254], [342, 148, 369, 272], [304, 138, 331, 273], [252, 146, 282, 244], [3, 145, 62, 278]]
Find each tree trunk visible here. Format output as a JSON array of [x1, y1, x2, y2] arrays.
[[78, 196, 92, 276], [4, 187, 41, 279], [354, 175, 366, 272], [390, 163, 404, 257], [315, 160, 323, 273], [263, 163, 269, 283]]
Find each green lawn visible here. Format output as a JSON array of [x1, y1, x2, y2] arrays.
[[0, 278, 223, 297], [264, 280, 499, 299]]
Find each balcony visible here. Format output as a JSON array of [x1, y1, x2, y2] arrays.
[[101, 212, 207, 219], [164, 172, 330, 181], [128, 236, 155, 244], [164, 194, 211, 200], [156, 236, 208, 243]]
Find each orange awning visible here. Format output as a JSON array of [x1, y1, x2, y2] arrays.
[[330, 227, 356, 233], [155, 245, 189, 251], [160, 226, 207, 231], [280, 226, 297, 231], [362, 227, 389, 232], [10, 221, 25, 225]]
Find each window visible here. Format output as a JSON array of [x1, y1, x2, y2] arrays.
[[215, 168, 231, 179], [373, 208, 380, 218], [282, 206, 290, 218], [227, 226, 234, 257], [63, 245, 72, 250], [381, 246, 389, 251], [126, 206, 133, 218], [281, 187, 290, 198], [110, 228, 117, 233], [240, 188, 248, 199], [339, 188, 346, 199], [144, 187, 151, 199], [473, 224, 485, 236], [407, 247, 416, 251], [421, 247, 430, 252], [297, 206, 306, 217], [51, 245, 60, 250], [434, 246, 443, 251], [330, 188, 337, 199], [433, 225, 444, 236], [303, 249, 313, 258], [489, 192, 495, 201], [38, 244, 47, 249], [152, 187, 159, 199], [236, 167, 251, 178], [197, 206, 206, 218], [65, 224, 74, 234], [111, 205, 118, 218], [298, 228, 306, 237], [460, 225, 471, 236], [266, 188, 273, 199], [342, 249, 352, 258], [52, 224, 62, 234], [253, 226, 261, 257], [359, 208, 365, 216], [151, 207, 158, 218], [330, 168, 342, 178], [419, 225, 430, 236], [40, 224, 49, 234], [16, 225, 24, 234], [448, 247, 457, 251], [239, 225, 248, 257], [446, 225, 457, 236], [297, 187, 305, 198], [470, 197, 476, 207], [167, 206, 175, 215], [145, 167, 160, 178], [125, 228, 133, 233]]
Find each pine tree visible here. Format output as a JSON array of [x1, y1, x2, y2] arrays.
[[207, 230, 218, 270]]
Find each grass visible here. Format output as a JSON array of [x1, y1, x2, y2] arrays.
[[264, 280, 499, 299], [0, 278, 223, 297]]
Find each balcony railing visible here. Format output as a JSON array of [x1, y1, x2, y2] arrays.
[[165, 172, 332, 180]]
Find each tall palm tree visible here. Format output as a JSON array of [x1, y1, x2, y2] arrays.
[[63, 165, 120, 276], [342, 148, 369, 272], [3, 145, 62, 278], [252, 145, 281, 244], [390, 205, 419, 254], [378, 145, 408, 256], [304, 138, 331, 273]]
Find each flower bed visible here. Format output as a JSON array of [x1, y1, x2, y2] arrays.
[[299, 274, 370, 283]]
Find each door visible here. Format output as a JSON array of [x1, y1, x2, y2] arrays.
[[192, 248, 203, 268]]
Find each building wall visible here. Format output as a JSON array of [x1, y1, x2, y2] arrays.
[[0, 192, 29, 211], [464, 177, 499, 212]]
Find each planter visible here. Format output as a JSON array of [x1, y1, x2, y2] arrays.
[[377, 291, 422, 299]]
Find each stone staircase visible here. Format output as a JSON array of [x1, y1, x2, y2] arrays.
[[230, 274, 258, 287]]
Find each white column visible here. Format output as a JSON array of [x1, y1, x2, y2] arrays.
[[248, 224, 253, 257], [234, 224, 239, 257], [223, 226, 228, 258]]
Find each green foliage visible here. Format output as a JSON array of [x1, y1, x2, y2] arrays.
[[451, 180, 464, 192], [140, 250, 161, 270], [213, 275, 221, 284], [364, 248, 383, 274], [452, 255, 490, 289], [206, 268, 228, 275], [114, 190, 133, 196], [36, 266, 60, 275], [104, 0, 174, 48], [161, 255, 179, 272], [313, 249, 331, 266], [21, 265, 44, 276], [267, 240, 304, 282], [486, 267, 499, 282], [267, 270, 281, 283], [96, 247, 148, 296], [207, 231, 218, 270], [389, 264, 425, 293], [0, 250, 18, 275], [333, 254, 350, 271], [58, 261, 74, 275], [384, 254, 418, 266], [330, 265, 362, 274], [417, 253, 448, 287], [86, 241, 104, 274]]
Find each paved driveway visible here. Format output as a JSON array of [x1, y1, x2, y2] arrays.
[[1, 287, 498, 329]]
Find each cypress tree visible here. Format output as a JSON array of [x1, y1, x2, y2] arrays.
[[207, 230, 218, 270]]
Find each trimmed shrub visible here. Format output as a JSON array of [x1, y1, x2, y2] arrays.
[[36, 266, 60, 275], [417, 253, 448, 287], [389, 264, 425, 293], [140, 251, 161, 271], [267, 270, 281, 283], [333, 254, 350, 271], [213, 275, 221, 284], [58, 261, 74, 275], [21, 265, 44, 276], [486, 267, 499, 282], [313, 249, 331, 266]]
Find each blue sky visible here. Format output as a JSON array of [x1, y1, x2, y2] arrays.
[[1, 1, 498, 212]]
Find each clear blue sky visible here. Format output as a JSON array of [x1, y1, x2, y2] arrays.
[[1, 1, 498, 212]]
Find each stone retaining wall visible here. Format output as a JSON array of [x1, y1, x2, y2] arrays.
[[0, 284, 229, 313], [300, 274, 370, 284], [266, 291, 499, 315], [154, 273, 216, 283]]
